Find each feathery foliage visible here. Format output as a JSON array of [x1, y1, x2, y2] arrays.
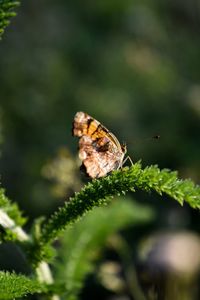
[[0, 271, 46, 299], [0, 188, 26, 226], [0, 188, 27, 242], [0, 0, 20, 38], [40, 162, 200, 247], [55, 198, 153, 300], [0, 162, 199, 297]]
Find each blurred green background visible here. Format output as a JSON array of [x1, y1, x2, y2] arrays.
[[0, 0, 200, 299]]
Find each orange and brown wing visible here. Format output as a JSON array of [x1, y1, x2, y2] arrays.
[[78, 135, 124, 178], [73, 111, 106, 140], [72, 111, 126, 178]]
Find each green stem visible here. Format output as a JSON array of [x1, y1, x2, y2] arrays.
[[0, 208, 60, 300]]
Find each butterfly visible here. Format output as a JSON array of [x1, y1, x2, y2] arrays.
[[72, 112, 131, 178]]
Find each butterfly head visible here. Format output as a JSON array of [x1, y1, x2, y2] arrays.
[[121, 143, 127, 154]]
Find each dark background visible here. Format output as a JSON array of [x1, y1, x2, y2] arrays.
[[0, 0, 200, 299]]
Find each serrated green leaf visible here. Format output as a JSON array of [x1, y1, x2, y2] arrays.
[[0, 0, 20, 39], [0, 271, 46, 299], [40, 161, 200, 248], [0, 188, 27, 227]]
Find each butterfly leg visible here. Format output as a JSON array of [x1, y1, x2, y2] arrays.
[[122, 155, 134, 167]]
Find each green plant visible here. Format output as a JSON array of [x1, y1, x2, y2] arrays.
[[0, 162, 199, 299], [0, 0, 20, 38]]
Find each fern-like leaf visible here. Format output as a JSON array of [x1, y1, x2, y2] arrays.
[[0, 0, 20, 39], [0, 188, 26, 226], [0, 188, 27, 242], [40, 162, 200, 246], [0, 271, 46, 299]]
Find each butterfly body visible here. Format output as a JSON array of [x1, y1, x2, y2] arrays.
[[72, 112, 127, 178]]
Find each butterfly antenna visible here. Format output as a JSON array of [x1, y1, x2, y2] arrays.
[[129, 134, 160, 145], [151, 135, 160, 140]]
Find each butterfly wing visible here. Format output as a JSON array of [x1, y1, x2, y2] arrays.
[[73, 112, 126, 178], [79, 135, 124, 178], [73, 111, 105, 139]]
